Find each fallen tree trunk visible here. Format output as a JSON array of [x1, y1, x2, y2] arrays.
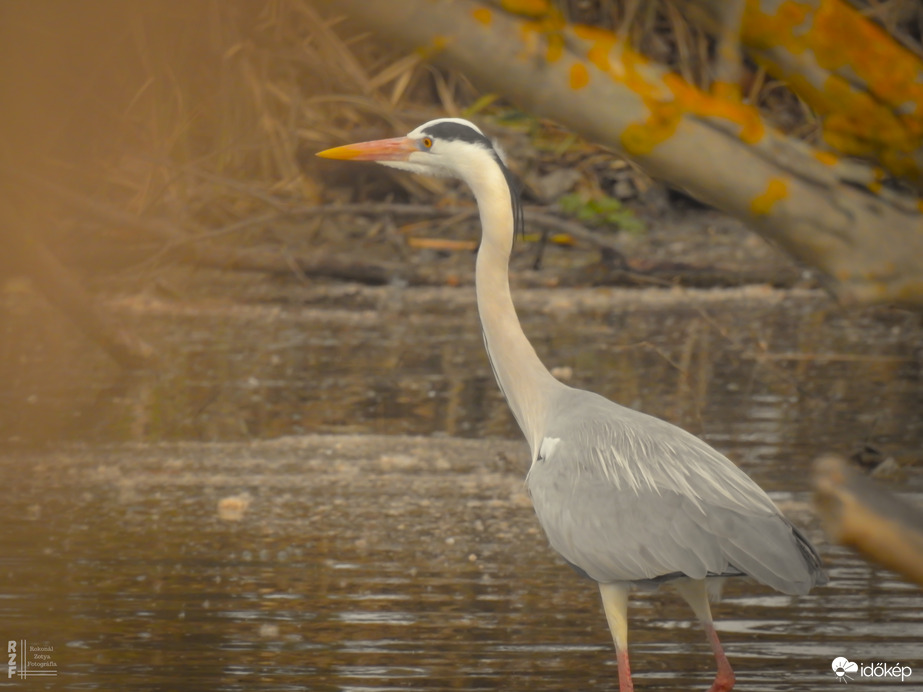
[[676, 0, 923, 187], [312, 0, 923, 308]]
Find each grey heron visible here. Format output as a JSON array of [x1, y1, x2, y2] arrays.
[[317, 118, 827, 691]]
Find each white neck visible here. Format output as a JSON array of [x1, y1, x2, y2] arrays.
[[466, 163, 564, 456]]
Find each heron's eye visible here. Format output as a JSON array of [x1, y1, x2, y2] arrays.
[[422, 137, 433, 149]]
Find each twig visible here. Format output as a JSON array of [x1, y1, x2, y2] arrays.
[[310, 202, 628, 257], [21, 177, 800, 290]]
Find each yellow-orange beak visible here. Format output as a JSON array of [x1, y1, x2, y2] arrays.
[[316, 136, 416, 162]]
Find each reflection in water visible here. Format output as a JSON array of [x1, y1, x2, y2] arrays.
[[1, 285, 922, 689], [1, 285, 921, 453]]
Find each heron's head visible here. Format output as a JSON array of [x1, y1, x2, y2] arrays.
[[318, 118, 523, 237], [317, 118, 506, 183]]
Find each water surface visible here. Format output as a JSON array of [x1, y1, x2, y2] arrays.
[[1, 283, 921, 690]]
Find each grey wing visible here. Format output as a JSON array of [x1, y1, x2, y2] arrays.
[[526, 393, 825, 595]]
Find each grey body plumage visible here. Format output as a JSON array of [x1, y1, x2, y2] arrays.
[[529, 387, 824, 593]]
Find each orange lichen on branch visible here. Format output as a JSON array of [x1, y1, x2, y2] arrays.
[[712, 80, 742, 103], [742, 0, 923, 180], [820, 75, 912, 150], [586, 37, 614, 74], [569, 63, 589, 90], [813, 150, 839, 166], [750, 177, 789, 216], [501, 0, 555, 19], [545, 33, 564, 63], [472, 7, 492, 26], [812, 0, 923, 128], [621, 104, 682, 156], [517, 9, 566, 62], [572, 24, 632, 84], [416, 34, 451, 60], [664, 74, 764, 144], [569, 23, 765, 156], [573, 24, 617, 73], [742, 0, 812, 51]]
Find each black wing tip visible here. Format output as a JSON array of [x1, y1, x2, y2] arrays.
[[793, 524, 829, 587]]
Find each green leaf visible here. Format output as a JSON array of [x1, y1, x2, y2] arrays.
[[556, 192, 644, 234]]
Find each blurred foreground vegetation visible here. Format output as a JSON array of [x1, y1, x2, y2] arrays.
[[3, 1, 919, 282], [1, 1, 922, 365]]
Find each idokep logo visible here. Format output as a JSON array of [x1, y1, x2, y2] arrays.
[[831, 656, 912, 683], [832, 657, 858, 682], [832, 658, 859, 683]]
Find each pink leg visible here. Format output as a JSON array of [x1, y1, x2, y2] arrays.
[[599, 582, 634, 692], [675, 580, 736, 691], [704, 621, 735, 691], [617, 645, 634, 692]]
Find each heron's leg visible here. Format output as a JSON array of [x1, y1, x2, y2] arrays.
[[675, 579, 735, 692], [599, 582, 633, 692]]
